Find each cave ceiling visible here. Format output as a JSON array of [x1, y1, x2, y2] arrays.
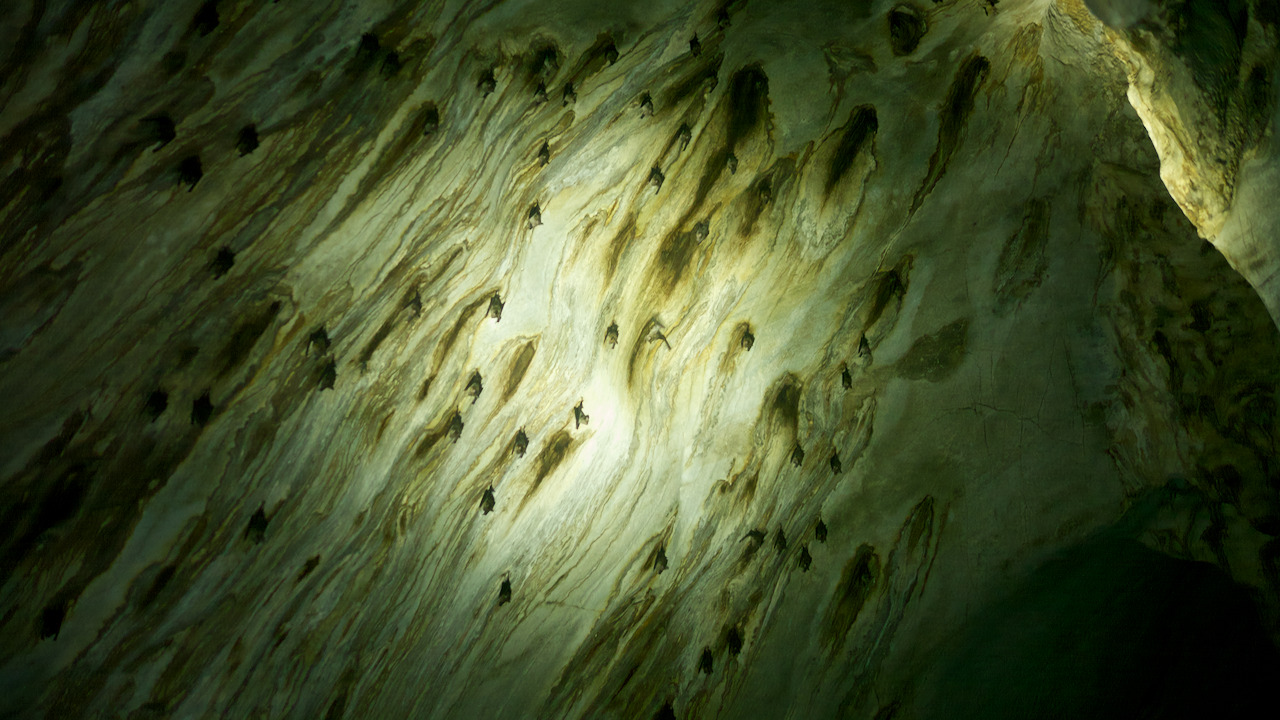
[[1, 0, 1279, 717]]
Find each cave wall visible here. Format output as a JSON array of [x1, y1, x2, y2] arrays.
[[1, 0, 1278, 718], [1095, 0, 1280, 321]]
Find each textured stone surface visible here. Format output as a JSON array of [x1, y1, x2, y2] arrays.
[[0, 0, 1278, 718], [1099, 0, 1280, 320]]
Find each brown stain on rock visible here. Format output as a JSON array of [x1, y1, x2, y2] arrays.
[[217, 300, 282, 377], [654, 227, 701, 292], [627, 317, 669, 388], [430, 294, 488, 374], [661, 50, 723, 108], [414, 413, 453, 458], [603, 215, 636, 284], [768, 374, 803, 432], [993, 198, 1050, 313], [358, 288, 420, 370], [905, 496, 935, 555], [865, 258, 911, 330], [825, 104, 878, 198], [911, 53, 990, 214], [737, 158, 794, 239], [725, 64, 770, 150], [896, 318, 970, 382], [524, 430, 574, 505], [825, 544, 881, 649], [503, 340, 537, 401]]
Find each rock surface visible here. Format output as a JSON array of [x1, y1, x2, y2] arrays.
[[0, 0, 1278, 718]]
